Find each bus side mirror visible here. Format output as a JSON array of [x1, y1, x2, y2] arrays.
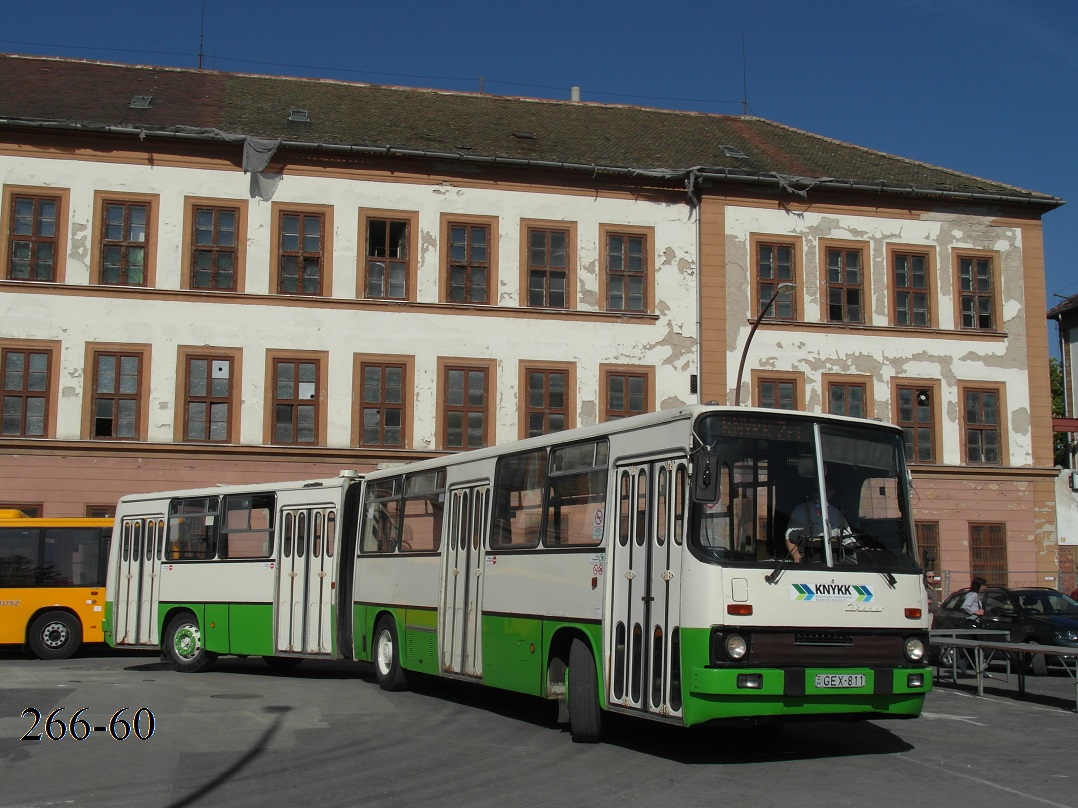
[[692, 454, 719, 503]]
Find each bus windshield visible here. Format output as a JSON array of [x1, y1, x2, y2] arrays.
[[690, 412, 918, 574]]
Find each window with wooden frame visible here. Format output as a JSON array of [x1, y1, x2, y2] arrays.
[[189, 203, 240, 291], [5, 190, 63, 282], [957, 253, 997, 331], [962, 386, 1003, 465], [440, 363, 491, 450], [278, 210, 324, 295], [755, 375, 798, 410], [0, 502, 43, 517], [523, 366, 570, 437], [358, 360, 407, 447], [890, 248, 932, 327], [89, 349, 145, 440], [826, 378, 868, 419], [969, 522, 1007, 585], [99, 199, 151, 286], [85, 504, 116, 518], [895, 384, 936, 463], [182, 355, 236, 443], [823, 243, 866, 323], [603, 227, 650, 312], [754, 239, 797, 319], [270, 356, 322, 445], [1, 345, 52, 437], [362, 212, 416, 300], [916, 521, 940, 569], [445, 220, 492, 304], [524, 224, 571, 308], [602, 368, 651, 420]]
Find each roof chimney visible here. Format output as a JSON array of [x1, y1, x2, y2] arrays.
[[570, 86, 581, 102]]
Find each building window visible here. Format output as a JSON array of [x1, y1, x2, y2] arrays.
[[526, 227, 569, 308], [86, 504, 116, 518], [958, 255, 996, 330], [278, 211, 324, 295], [825, 246, 864, 323], [91, 351, 142, 439], [756, 241, 796, 319], [892, 251, 930, 327], [0, 502, 43, 517], [896, 385, 935, 463], [916, 521, 940, 569], [6, 193, 60, 281], [605, 371, 649, 420], [963, 388, 1001, 464], [183, 356, 233, 442], [446, 222, 490, 304], [365, 217, 410, 300], [605, 231, 648, 312], [757, 377, 797, 410], [272, 358, 320, 444], [190, 205, 239, 291], [969, 523, 1007, 585], [827, 381, 867, 419], [100, 201, 149, 286], [525, 368, 568, 437], [443, 365, 490, 449], [1, 348, 50, 436], [359, 362, 405, 447]]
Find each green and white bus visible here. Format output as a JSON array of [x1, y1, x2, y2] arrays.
[[105, 473, 363, 670], [105, 405, 931, 741]]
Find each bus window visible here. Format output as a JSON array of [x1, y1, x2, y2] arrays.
[[325, 512, 336, 557], [0, 528, 39, 585], [360, 477, 403, 554], [491, 449, 545, 549], [220, 494, 274, 558], [546, 439, 608, 547], [400, 470, 445, 552], [168, 497, 220, 559]]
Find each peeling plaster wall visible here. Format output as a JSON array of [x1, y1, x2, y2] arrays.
[[724, 205, 1033, 466], [0, 153, 700, 451]]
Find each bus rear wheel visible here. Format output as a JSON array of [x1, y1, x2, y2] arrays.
[[29, 611, 81, 660], [164, 613, 218, 673], [568, 637, 602, 743], [373, 616, 410, 691]]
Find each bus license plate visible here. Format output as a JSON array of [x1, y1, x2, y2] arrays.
[[815, 674, 866, 688]]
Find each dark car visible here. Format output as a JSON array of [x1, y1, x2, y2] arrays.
[[935, 586, 1078, 674]]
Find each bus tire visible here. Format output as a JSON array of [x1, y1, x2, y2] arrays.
[[568, 637, 602, 743], [373, 616, 410, 692], [263, 656, 304, 670], [28, 610, 81, 660], [164, 612, 218, 673]]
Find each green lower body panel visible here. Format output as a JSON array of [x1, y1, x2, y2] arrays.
[[481, 613, 545, 696], [158, 602, 275, 657]]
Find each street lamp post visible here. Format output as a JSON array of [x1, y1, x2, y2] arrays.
[[734, 282, 796, 406]]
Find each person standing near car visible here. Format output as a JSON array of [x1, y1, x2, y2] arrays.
[[962, 577, 987, 620]]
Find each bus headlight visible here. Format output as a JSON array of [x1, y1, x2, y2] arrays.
[[904, 636, 926, 662], [725, 634, 749, 660]]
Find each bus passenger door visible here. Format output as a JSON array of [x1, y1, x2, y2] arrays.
[[440, 484, 488, 679], [303, 507, 337, 655], [116, 516, 163, 647], [607, 458, 686, 720]]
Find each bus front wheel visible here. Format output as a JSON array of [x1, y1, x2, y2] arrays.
[[373, 616, 409, 691], [164, 613, 218, 673], [568, 637, 602, 743], [29, 611, 81, 660]]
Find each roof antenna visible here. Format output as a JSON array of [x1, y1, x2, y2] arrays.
[[198, 0, 206, 70], [741, 35, 749, 115]]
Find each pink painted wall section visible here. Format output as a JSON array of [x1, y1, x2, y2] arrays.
[[0, 453, 376, 516]]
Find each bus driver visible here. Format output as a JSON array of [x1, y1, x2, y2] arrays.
[[784, 479, 850, 563]]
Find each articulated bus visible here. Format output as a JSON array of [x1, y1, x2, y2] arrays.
[[0, 511, 112, 659], [105, 406, 931, 741]]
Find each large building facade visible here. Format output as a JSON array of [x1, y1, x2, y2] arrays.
[[0, 54, 1064, 589]]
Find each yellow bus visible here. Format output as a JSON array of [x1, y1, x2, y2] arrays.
[[0, 510, 112, 659]]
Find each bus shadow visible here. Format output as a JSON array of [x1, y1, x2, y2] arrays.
[[402, 675, 914, 763]]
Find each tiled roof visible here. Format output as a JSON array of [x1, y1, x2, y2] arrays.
[[0, 53, 1062, 208]]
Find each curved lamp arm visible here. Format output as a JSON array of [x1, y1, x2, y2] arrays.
[[734, 282, 796, 406]]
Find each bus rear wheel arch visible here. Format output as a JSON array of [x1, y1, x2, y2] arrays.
[[28, 610, 82, 660], [163, 612, 218, 673]]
